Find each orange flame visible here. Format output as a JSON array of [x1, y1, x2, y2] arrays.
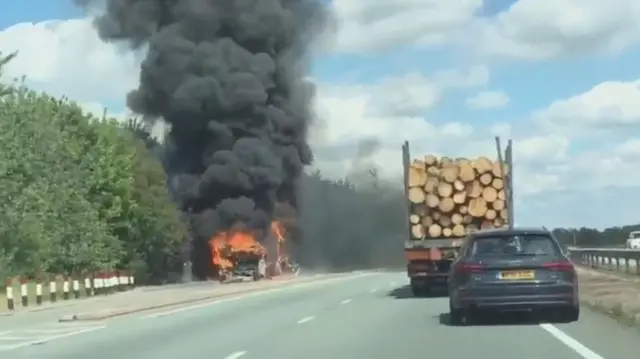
[[208, 221, 290, 278], [271, 221, 286, 243], [209, 230, 265, 272], [226, 231, 265, 255], [209, 235, 234, 270], [271, 220, 289, 269]]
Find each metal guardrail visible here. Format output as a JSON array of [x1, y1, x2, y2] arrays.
[[568, 247, 640, 275]]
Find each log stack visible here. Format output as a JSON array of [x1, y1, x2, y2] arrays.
[[407, 155, 509, 239]]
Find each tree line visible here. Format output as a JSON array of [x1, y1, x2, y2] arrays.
[[1, 51, 636, 286], [552, 226, 639, 248], [0, 52, 187, 284]]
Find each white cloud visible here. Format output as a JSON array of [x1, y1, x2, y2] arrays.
[[466, 89, 510, 109], [0, 18, 140, 102], [330, 0, 483, 53], [533, 79, 640, 135], [328, 0, 640, 60], [615, 138, 640, 158], [310, 71, 640, 228], [312, 75, 556, 195], [367, 72, 440, 116], [433, 65, 490, 89], [2, 12, 639, 228], [489, 122, 512, 138], [79, 101, 131, 120], [473, 0, 640, 60], [515, 134, 569, 163]]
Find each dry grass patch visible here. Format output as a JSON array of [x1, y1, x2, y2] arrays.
[[577, 266, 640, 326]]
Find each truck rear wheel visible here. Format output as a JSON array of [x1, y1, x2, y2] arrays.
[[449, 300, 466, 326], [410, 279, 429, 297]]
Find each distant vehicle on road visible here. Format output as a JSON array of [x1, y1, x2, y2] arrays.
[[625, 231, 640, 249], [447, 226, 580, 325]]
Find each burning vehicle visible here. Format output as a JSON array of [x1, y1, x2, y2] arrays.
[[209, 221, 298, 282]]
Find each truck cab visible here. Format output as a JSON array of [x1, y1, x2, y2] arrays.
[[209, 231, 267, 282], [626, 231, 640, 249]]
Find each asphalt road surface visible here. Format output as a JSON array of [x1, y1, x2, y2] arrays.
[[3, 272, 639, 359]]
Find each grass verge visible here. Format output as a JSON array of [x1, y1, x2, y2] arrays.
[[576, 266, 640, 328]]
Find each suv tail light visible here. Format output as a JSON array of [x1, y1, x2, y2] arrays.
[[543, 261, 574, 272], [453, 262, 485, 274]]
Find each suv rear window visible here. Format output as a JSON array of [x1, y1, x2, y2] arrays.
[[468, 234, 561, 257]]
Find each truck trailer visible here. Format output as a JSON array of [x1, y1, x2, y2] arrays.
[[401, 137, 514, 296]]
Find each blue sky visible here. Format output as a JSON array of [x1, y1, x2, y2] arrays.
[[3, 0, 638, 134], [2, 1, 640, 228], [1, 1, 83, 27], [315, 30, 640, 128]]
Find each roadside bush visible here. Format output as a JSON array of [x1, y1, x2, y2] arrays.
[[0, 53, 187, 283]]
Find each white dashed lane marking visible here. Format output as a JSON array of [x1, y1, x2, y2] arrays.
[[297, 316, 315, 324], [224, 350, 247, 359], [0, 322, 105, 351], [340, 299, 352, 304]]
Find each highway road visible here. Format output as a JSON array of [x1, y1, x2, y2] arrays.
[[3, 271, 639, 359]]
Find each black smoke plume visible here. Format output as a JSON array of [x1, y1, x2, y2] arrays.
[[75, 0, 331, 278]]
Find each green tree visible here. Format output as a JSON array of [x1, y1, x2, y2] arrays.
[[119, 119, 187, 284], [0, 52, 187, 282], [0, 87, 122, 277], [119, 134, 187, 284], [0, 51, 17, 97]]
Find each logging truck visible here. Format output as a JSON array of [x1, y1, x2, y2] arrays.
[[402, 138, 514, 296]]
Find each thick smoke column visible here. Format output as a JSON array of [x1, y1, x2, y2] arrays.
[[77, 0, 330, 278]]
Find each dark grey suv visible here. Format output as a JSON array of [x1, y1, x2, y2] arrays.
[[447, 227, 579, 325]]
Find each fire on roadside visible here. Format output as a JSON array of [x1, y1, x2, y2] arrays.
[[208, 220, 290, 280]]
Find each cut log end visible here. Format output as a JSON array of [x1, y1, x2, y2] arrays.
[[406, 154, 510, 238]]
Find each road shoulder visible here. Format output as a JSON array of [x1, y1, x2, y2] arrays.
[[576, 266, 640, 327]]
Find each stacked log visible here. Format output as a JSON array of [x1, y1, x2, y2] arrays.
[[407, 155, 509, 239]]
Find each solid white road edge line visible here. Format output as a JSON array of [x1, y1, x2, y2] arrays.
[[538, 323, 604, 359], [141, 273, 375, 319]]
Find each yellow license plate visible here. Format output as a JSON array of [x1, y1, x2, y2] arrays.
[[499, 270, 534, 280]]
